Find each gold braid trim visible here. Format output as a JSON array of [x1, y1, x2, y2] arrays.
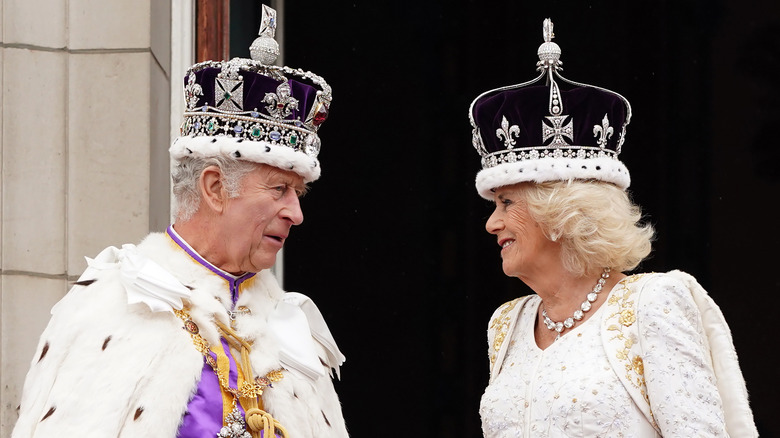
[[175, 308, 288, 438], [217, 317, 288, 438], [245, 408, 289, 438]]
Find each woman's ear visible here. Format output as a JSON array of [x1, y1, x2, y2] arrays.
[[199, 165, 226, 214]]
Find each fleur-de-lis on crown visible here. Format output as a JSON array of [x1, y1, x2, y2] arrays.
[[496, 116, 521, 148], [263, 81, 299, 119], [593, 114, 614, 148], [184, 72, 203, 110]]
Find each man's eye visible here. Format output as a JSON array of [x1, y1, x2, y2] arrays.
[[294, 185, 310, 198], [274, 185, 287, 192]]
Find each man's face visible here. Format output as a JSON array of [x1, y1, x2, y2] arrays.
[[217, 164, 305, 274]]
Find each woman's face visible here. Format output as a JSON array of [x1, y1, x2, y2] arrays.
[[485, 184, 561, 279]]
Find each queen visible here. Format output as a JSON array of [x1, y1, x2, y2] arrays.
[[470, 19, 757, 438]]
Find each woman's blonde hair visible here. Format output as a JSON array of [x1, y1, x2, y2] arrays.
[[521, 180, 655, 276]]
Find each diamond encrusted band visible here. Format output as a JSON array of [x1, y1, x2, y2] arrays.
[[181, 107, 321, 158], [481, 146, 618, 169]]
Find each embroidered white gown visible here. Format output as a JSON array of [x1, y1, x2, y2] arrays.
[[480, 275, 729, 438]]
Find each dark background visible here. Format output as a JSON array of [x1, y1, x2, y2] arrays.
[[232, 1, 780, 436]]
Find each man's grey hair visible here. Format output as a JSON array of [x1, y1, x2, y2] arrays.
[[171, 155, 259, 222]]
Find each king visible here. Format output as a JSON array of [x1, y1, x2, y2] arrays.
[[12, 5, 348, 438]]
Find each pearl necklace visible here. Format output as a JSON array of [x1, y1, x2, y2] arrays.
[[542, 268, 611, 340]]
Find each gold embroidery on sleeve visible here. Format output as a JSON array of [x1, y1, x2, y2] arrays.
[[604, 274, 658, 428], [489, 298, 520, 365]]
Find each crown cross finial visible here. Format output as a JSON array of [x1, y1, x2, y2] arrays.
[[496, 116, 521, 148], [264, 81, 299, 118], [593, 114, 614, 148], [537, 19, 562, 72], [542, 115, 574, 147], [543, 18, 554, 43], [250, 5, 280, 65], [258, 4, 277, 38]]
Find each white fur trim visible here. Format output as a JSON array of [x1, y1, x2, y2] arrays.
[[13, 233, 348, 438], [475, 156, 631, 199], [170, 135, 321, 183]]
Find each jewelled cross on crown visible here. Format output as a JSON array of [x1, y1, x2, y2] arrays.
[[215, 78, 244, 111], [543, 115, 573, 147], [537, 20, 573, 147]]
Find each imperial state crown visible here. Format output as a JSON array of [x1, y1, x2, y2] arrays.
[[171, 5, 332, 183]]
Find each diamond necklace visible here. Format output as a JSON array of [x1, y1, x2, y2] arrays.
[[541, 267, 611, 341]]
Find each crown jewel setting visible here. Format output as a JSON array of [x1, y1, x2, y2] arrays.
[[468, 19, 633, 197], [175, 5, 331, 174], [469, 19, 630, 169]]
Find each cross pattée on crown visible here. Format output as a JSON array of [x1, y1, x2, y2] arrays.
[[542, 115, 573, 147]]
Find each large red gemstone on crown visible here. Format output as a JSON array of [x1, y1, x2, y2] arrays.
[[312, 104, 329, 126]]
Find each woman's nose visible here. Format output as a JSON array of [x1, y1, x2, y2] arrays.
[[485, 208, 502, 235]]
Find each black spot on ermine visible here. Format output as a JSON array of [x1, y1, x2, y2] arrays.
[[38, 342, 50, 362], [41, 407, 56, 422]]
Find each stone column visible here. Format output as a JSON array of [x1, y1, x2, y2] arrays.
[[0, 0, 172, 434]]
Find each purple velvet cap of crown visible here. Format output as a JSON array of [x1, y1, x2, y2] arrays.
[[188, 67, 322, 122], [470, 82, 632, 199], [469, 18, 633, 199], [171, 57, 332, 183], [473, 85, 627, 154]]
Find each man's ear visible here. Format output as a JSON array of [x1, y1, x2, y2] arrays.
[[199, 165, 226, 214]]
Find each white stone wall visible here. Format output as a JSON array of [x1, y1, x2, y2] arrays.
[[0, 0, 172, 434]]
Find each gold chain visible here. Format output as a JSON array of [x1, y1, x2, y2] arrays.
[[173, 308, 289, 438], [173, 308, 284, 399]]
